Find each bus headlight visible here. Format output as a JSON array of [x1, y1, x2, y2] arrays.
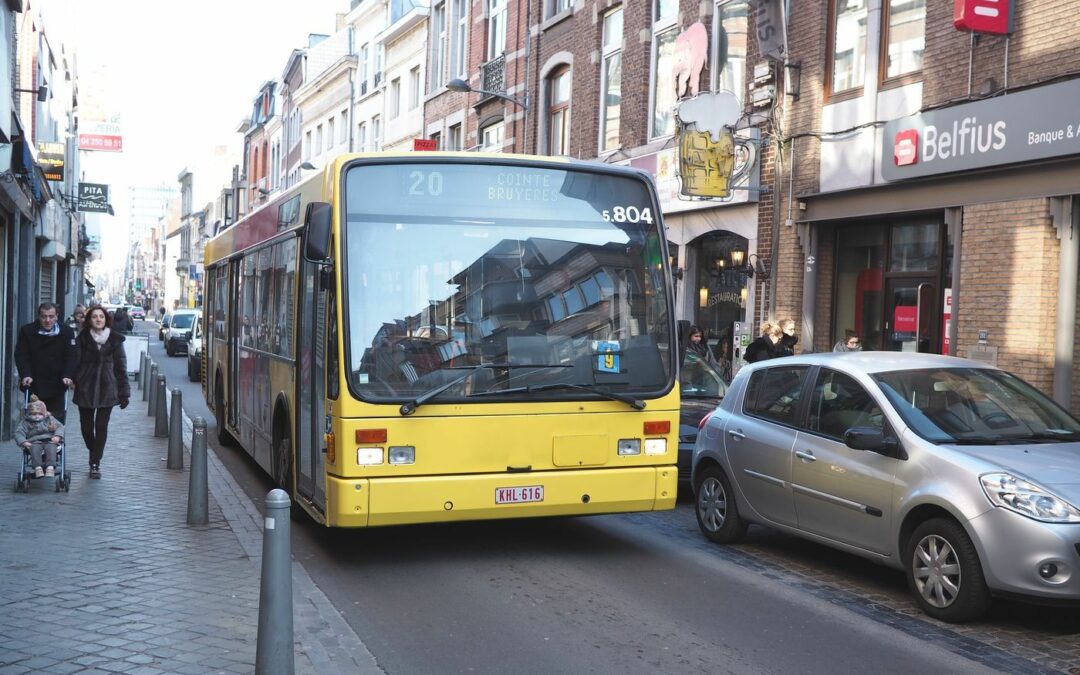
[[644, 439, 667, 455], [617, 439, 641, 455], [388, 446, 415, 465], [356, 447, 384, 466]]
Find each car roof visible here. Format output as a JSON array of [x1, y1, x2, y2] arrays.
[[740, 352, 997, 376]]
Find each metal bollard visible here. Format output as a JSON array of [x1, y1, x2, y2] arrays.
[[154, 375, 168, 437], [137, 354, 145, 390], [141, 357, 150, 399], [147, 364, 158, 412], [167, 388, 184, 470], [187, 417, 208, 525], [255, 489, 294, 675]]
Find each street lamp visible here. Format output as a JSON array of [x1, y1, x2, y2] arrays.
[[16, 83, 48, 102], [446, 78, 529, 153]]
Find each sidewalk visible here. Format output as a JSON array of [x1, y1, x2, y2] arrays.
[[0, 380, 381, 674]]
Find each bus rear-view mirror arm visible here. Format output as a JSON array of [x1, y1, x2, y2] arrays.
[[303, 202, 333, 263]]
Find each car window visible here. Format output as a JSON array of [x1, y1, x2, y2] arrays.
[[807, 369, 884, 440], [744, 365, 809, 426], [171, 314, 196, 329], [680, 352, 728, 399]]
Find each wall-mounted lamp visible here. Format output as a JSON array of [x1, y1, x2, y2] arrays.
[[728, 250, 770, 280], [300, 161, 316, 171], [257, 187, 270, 197], [16, 83, 48, 102], [784, 62, 801, 100], [699, 286, 709, 309]]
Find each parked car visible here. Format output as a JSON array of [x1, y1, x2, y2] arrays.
[[164, 309, 200, 356], [678, 351, 727, 483], [692, 352, 1080, 623], [187, 314, 202, 382], [128, 305, 146, 320], [158, 315, 170, 341]]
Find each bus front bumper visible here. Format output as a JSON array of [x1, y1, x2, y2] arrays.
[[325, 466, 677, 527]]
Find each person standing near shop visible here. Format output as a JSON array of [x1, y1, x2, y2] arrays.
[[744, 322, 783, 363], [73, 305, 130, 479], [15, 302, 78, 423], [777, 319, 798, 357]]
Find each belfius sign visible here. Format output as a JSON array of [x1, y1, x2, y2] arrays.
[[882, 78, 1080, 181]]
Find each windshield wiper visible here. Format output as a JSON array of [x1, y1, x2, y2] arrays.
[[399, 363, 571, 416], [470, 382, 646, 410], [1010, 432, 1080, 443]]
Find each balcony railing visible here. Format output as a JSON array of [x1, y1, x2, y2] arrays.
[[481, 54, 506, 97]]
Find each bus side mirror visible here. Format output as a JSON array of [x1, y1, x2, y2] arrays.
[[304, 202, 332, 262]]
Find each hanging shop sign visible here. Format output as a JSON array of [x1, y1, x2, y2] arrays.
[[78, 182, 110, 213], [882, 78, 1080, 181], [675, 91, 756, 199], [954, 0, 1013, 35], [36, 142, 65, 181]]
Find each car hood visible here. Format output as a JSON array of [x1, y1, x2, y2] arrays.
[[954, 442, 1080, 496]]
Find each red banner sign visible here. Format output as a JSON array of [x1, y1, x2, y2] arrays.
[[413, 138, 437, 151], [79, 133, 123, 152]]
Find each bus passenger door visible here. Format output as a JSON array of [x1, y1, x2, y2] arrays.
[[297, 260, 327, 509]]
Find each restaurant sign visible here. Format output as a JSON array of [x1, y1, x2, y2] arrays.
[[882, 78, 1080, 181]]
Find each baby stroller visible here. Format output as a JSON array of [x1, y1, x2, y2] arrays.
[[13, 389, 70, 493]]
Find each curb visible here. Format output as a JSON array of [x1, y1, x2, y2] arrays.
[[170, 398, 383, 674]]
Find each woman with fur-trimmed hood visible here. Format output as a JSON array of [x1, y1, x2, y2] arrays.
[[73, 305, 130, 479]]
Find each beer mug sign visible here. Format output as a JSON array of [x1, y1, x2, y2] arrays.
[[675, 92, 755, 199]]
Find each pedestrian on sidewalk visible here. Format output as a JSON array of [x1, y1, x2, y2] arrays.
[[833, 331, 863, 352], [778, 318, 798, 357], [112, 307, 134, 334], [73, 305, 130, 479], [744, 322, 783, 363], [15, 395, 64, 478], [67, 304, 86, 333], [15, 302, 78, 424]]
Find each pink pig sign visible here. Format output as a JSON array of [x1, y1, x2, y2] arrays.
[[673, 22, 708, 98]]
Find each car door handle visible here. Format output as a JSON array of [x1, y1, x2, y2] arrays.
[[795, 450, 817, 462], [728, 429, 746, 440]]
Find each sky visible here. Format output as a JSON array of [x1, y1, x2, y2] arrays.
[[38, 0, 351, 267]]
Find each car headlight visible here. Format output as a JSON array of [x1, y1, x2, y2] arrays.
[[980, 473, 1080, 523]]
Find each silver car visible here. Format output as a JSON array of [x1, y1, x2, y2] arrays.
[[692, 352, 1080, 623]]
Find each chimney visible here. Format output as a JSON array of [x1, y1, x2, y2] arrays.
[[335, 12, 346, 32]]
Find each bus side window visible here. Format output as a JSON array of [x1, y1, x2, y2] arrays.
[[327, 244, 340, 400]]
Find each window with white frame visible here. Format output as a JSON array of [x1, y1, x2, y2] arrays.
[[883, 0, 926, 80], [316, 124, 324, 154], [547, 0, 572, 18], [358, 122, 367, 152], [375, 45, 384, 86], [480, 121, 504, 152], [448, 123, 462, 151], [391, 78, 401, 118], [452, 0, 467, 77], [359, 43, 369, 89], [372, 115, 381, 150], [328, 118, 336, 149], [431, 1, 448, 89], [650, 1, 678, 138], [712, 0, 748, 101], [600, 7, 622, 152], [340, 110, 348, 144], [410, 67, 421, 110], [488, 0, 507, 60], [548, 66, 571, 156], [305, 130, 312, 159], [829, 0, 868, 95]]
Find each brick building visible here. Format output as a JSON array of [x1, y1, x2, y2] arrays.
[[423, 0, 778, 366], [776, 0, 1080, 413]]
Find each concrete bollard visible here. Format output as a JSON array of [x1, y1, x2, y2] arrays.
[[141, 357, 150, 399], [255, 489, 294, 675], [137, 354, 145, 390], [167, 388, 184, 470], [147, 364, 158, 412], [154, 375, 168, 437], [187, 417, 208, 526]]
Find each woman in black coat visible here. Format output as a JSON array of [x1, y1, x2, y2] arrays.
[[744, 322, 783, 364], [73, 305, 130, 479]]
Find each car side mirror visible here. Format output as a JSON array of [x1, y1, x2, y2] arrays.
[[844, 427, 901, 456]]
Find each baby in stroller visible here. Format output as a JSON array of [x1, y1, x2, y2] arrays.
[[16, 395, 64, 479]]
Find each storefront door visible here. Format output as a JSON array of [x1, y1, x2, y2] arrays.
[[884, 278, 938, 353]]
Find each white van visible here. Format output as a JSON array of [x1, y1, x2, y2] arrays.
[[164, 309, 201, 357]]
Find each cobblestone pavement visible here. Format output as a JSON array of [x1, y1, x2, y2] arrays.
[[0, 384, 380, 675], [636, 497, 1080, 674]]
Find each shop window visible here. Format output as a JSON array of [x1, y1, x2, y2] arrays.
[[889, 222, 939, 272], [832, 223, 886, 351], [692, 231, 749, 356]]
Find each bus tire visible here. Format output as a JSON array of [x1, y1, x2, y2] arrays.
[[215, 380, 235, 447], [272, 417, 305, 521]]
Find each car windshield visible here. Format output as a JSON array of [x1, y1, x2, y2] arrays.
[[343, 161, 674, 403], [171, 314, 195, 329], [680, 352, 728, 399], [873, 368, 1080, 444]]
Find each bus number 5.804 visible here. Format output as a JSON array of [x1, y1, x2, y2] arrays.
[[409, 170, 444, 196]]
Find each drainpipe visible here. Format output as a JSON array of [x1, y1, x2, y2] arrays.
[[1053, 196, 1078, 408], [798, 222, 816, 353]]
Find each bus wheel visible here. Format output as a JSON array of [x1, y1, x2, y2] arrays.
[[215, 383, 235, 447], [273, 431, 305, 520]]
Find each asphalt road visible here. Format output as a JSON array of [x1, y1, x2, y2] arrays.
[[140, 321, 1074, 674]]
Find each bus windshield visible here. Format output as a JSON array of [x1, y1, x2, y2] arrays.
[[343, 160, 674, 404]]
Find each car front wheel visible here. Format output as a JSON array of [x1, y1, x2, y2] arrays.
[[905, 517, 990, 623], [694, 465, 747, 544]]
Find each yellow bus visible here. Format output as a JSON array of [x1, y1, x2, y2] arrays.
[[202, 152, 680, 526]]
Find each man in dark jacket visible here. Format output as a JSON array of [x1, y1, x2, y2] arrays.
[[15, 302, 78, 423]]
